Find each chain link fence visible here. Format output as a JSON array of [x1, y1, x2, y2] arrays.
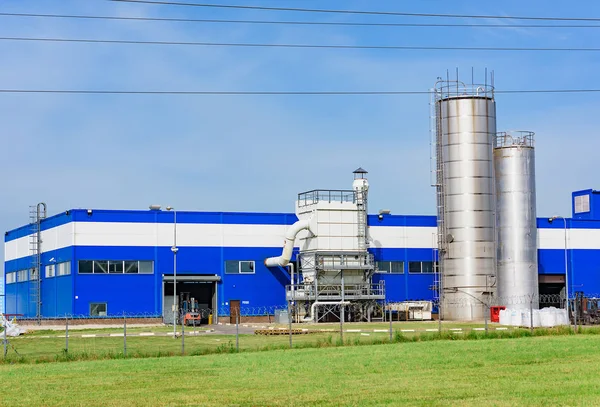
[[3, 293, 597, 364]]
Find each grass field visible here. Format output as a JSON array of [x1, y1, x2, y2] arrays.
[[2, 335, 600, 406], [1, 321, 517, 363]]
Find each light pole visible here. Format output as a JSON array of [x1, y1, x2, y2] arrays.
[[150, 204, 179, 338], [548, 216, 569, 326], [167, 206, 178, 338]]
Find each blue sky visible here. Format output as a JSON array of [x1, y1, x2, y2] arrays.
[[1, 1, 600, 255]]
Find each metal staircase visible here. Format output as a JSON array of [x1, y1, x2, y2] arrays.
[[29, 203, 46, 324]]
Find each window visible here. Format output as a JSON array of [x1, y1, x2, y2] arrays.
[[78, 260, 154, 274], [45, 265, 55, 278], [94, 261, 109, 274], [6, 272, 16, 284], [29, 268, 38, 280], [124, 261, 139, 274], [240, 261, 255, 274], [90, 303, 107, 317], [17, 269, 28, 282], [139, 261, 153, 274], [57, 262, 71, 276], [108, 261, 123, 274], [422, 261, 435, 273], [575, 194, 590, 214], [377, 261, 404, 274], [409, 261, 438, 274], [225, 260, 255, 274], [79, 260, 93, 274]]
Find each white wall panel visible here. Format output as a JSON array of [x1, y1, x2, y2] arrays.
[[5, 223, 74, 262], [7, 221, 600, 263], [369, 226, 436, 249]]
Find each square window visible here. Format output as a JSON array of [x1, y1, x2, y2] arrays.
[[138, 261, 153, 274], [409, 262, 422, 274], [29, 268, 38, 280], [225, 261, 239, 274], [90, 303, 107, 317], [6, 272, 16, 284], [124, 261, 139, 274], [79, 261, 93, 274], [45, 265, 55, 278], [17, 270, 28, 282], [108, 261, 124, 274], [422, 262, 434, 273], [94, 261, 108, 274], [376, 261, 391, 273], [57, 262, 71, 276], [390, 261, 404, 274], [240, 261, 255, 274]]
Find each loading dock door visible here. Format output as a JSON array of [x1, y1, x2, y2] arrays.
[[539, 274, 566, 308], [162, 275, 221, 325]]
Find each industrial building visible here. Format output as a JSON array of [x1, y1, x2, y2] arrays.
[[4, 72, 600, 322], [3, 183, 600, 321]]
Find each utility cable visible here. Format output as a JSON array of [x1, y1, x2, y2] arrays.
[[110, 0, 600, 23], [2, 12, 600, 29], [2, 36, 600, 52], [1, 89, 600, 95]]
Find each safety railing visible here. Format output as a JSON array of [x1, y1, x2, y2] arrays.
[[297, 189, 356, 207], [495, 131, 535, 148]]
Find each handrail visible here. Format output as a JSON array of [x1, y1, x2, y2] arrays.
[[495, 131, 535, 148], [297, 189, 356, 207]]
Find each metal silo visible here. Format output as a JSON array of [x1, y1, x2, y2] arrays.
[[433, 76, 497, 321], [494, 131, 539, 308]]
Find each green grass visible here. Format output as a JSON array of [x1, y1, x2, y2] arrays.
[[2, 324, 592, 365], [2, 335, 600, 406]]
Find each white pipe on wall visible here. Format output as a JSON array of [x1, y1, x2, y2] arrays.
[[264, 218, 313, 268]]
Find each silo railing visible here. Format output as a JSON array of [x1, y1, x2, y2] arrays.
[[495, 131, 535, 148]]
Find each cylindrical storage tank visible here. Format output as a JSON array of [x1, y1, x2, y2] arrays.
[[436, 83, 497, 321], [494, 131, 538, 309]]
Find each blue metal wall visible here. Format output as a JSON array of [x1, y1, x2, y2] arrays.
[[572, 189, 600, 221], [5, 209, 600, 318]]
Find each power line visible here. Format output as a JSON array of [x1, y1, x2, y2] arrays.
[[111, 0, 600, 23], [3, 36, 600, 52], [3, 12, 600, 29], [1, 89, 600, 95]]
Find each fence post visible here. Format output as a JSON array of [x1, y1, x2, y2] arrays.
[[236, 313, 240, 352], [484, 301, 488, 335], [181, 318, 185, 355], [123, 313, 127, 357], [3, 320, 7, 358], [529, 296, 534, 334], [389, 305, 393, 342], [438, 300, 442, 334], [65, 316, 69, 353], [339, 306, 344, 345], [288, 304, 293, 349], [574, 296, 578, 333]]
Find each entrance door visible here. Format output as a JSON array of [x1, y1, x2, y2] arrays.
[[230, 300, 240, 324]]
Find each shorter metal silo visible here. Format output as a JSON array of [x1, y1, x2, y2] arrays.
[[494, 131, 539, 309]]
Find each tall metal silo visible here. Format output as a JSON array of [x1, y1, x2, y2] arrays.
[[494, 131, 539, 308], [433, 76, 497, 321]]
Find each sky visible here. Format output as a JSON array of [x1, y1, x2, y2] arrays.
[[1, 0, 600, 272]]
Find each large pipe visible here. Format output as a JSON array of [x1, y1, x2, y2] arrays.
[[265, 218, 312, 267]]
